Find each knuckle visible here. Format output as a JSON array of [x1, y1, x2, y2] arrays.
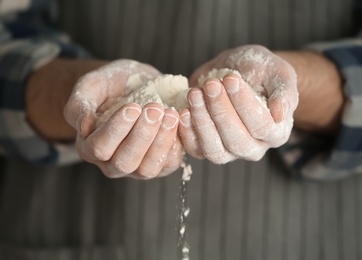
[[248, 151, 265, 161], [88, 140, 111, 161], [137, 167, 159, 179], [205, 150, 233, 164], [138, 131, 155, 142], [226, 141, 245, 156], [223, 133, 248, 156], [103, 170, 120, 179], [155, 136, 174, 150], [225, 138, 264, 161], [235, 104, 251, 114], [111, 158, 134, 175], [210, 109, 231, 122], [249, 123, 272, 140], [195, 119, 214, 132], [90, 147, 109, 161], [101, 164, 127, 179], [243, 146, 266, 161]]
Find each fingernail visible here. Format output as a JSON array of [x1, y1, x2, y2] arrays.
[[123, 107, 141, 121], [224, 77, 240, 94], [204, 81, 221, 98], [145, 107, 164, 123], [188, 91, 205, 107], [162, 114, 179, 130], [180, 112, 191, 127]]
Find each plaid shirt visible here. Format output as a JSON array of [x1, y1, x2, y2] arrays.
[[0, 0, 361, 180], [0, 0, 89, 164]]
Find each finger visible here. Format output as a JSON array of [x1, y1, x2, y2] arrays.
[[75, 60, 161, 106], [109, 103, 165, 177], [178, 108, 205, 159], [80, 103, 142, 162], [64, 60, 161, 131], [188, 88, 237, 164], [158, 136, 185, 177], [63, 93, 98, 138], [202, 78, 267, 161], [136, 108, 180, 178], [65, 68, 125, 135], [96, 160, 147, 180], [222, 74, 275, 142], [268, 88, 298, 124], [263, 55, 298, 123]]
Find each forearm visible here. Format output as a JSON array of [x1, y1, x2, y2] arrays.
[[25, 58, 108, 142], [275, 50, 345, 134]]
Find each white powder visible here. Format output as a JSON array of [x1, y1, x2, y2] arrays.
[[97, 66, 271, 127], [181, 163, 193, 181], [93, 66, 287, 260], [193, 67, 277, 164], [178, 160, 193, 260], [126, 73, 144, 91], [184, 207, 190, 217], [198, 68, 269, 110], [198, 68, 240, 86], [97, 74, 189, 126], [93, 72, 194, 260], [180, 225, 186, 235], [227, 47, 272, 67]]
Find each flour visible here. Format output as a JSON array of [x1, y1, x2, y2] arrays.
[[181, 163, 193, 181], [97, 74, 189, 126], [94, 67, 274, 260], [198, 68, 241, 86], [227, 47, 272, 67], [97, 67, 270, 126], [178, 160, 193, 260], [126, 73, 144, 91], [198, 68, 269, 110]]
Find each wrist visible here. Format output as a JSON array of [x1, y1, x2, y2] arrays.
[[274, 50, 345, 134], [25, 58, 108, 142]]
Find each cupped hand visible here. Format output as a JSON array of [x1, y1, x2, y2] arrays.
[[179, 45, 299, 164], [64, 60, 184, 179]]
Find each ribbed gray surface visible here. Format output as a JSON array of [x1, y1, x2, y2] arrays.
[[0, 0, 359, 259], [59, 0, 355, 75]]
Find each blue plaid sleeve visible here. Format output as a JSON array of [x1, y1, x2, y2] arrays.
[[0, 9, 90, 165], [279, 38, 362, 181]]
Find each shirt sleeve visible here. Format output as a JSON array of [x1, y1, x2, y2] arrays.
[[278, 38, 362, 181], [0, 7, 91, 165]]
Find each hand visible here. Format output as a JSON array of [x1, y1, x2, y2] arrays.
[[179, 45, 299, 164], [64, 60, 184, 179]]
